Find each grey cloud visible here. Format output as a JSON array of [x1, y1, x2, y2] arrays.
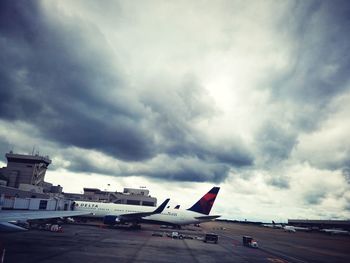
[[0, 138, 13, 163], [288, 1, 349, 102], [344, 196, 350, 211], [303, 190, 327, 205], [327, 158, 350, 185], [0, 1, 156, 161], [343, 168, 350, 184], [0, 1, 252, 183], [1, 0, 349, 188], [315, 211, 343, 220], [140, 77, 216, 141], [208, 146, 253, 167], [63, 154, 119, 176], [65, 152, 230, 183], [255, 122, 297, 166], [268, 175, 290, 189], [141, 79, 254, 167], [147, 161, 230, 183], [166, 141, 253, 168], [304, 150, 350, 184], [266, 0, 350, 131]]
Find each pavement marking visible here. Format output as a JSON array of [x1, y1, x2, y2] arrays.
[[260, 247, 309, 263], [267, 258, 289, 263], [182, 239, 201, 263], [218, 232, 309, 263]]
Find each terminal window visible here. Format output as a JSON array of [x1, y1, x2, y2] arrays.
[[39, 200, 48, 210], [142, 201, 155, 207], [126, 200, 140, 205]]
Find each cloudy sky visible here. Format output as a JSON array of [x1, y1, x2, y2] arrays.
[[1, 0, 349, 222]]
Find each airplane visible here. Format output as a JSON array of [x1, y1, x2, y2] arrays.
[[0, 210, 92, 231], [262, 221, 311, 232], [320, 228, 349, 235], [284, 225, 311, 232], [74, 187, 221, 228], [283, 225, 296, 232], [262, 220, 283, 229], [271, 220, 283, 228]]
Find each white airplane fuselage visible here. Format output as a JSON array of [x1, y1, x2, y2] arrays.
[[321, 229, 349, 235], [283, 226, 296, 232], [262, 223, 283, 229], [74, 201, 215, 226]]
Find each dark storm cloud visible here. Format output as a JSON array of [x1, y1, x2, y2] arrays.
[[252, 0, 350, 189], [165, 141, 253, 167], [141, 82, 254, 167], [61, 154, 116, 176], [0, 1, 253, 183], [0, 1, 156, 161], [255, 122, 297, 165], [67, 155, 230, 183], [146, 161, 230, 183], [267, 0, 350, 131]]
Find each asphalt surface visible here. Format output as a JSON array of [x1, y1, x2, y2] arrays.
[[202, 221, 350, 263], [1, 221, 349, 263]]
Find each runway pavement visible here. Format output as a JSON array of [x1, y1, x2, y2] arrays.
[[1, 221, 349, 263], [202, 221, 350, 263]]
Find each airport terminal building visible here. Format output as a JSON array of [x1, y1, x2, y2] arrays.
[[64, 187, 157, 206], [0, 151, 157, 211], [0, 151, 58, 194], [288, 219, 350, 231]]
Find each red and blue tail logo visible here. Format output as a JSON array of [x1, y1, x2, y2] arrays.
[[187, 187, 220, 215]]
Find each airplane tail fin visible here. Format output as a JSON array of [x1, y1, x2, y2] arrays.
[[153, 198, 170, 214], [187, 187, 220, 215]]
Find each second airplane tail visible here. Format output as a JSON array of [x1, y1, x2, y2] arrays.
[[187, 187, 220, 215]]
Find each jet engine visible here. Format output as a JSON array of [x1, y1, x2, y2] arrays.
[[103, 215, 121, 225]]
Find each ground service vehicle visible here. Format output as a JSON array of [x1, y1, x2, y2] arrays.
[[171, 231, 182, 239], [204, 233, 218, 244], [242, 236, 258, 248]]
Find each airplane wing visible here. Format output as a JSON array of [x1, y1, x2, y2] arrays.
[[0, 210, 92, 222], [103, 198, 170, 224], [116, 198, 170, 220], [194, 215, 221, 220], [0, 210, 92, 231]]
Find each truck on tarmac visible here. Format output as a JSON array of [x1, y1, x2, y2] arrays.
[[204, 233, 219, 244], [242, 236, 258, 248]]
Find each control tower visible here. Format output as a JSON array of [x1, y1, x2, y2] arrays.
[[3, 151, 52, 188]]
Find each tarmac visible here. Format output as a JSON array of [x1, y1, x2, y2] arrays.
[[1, 221, 350, 263]]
